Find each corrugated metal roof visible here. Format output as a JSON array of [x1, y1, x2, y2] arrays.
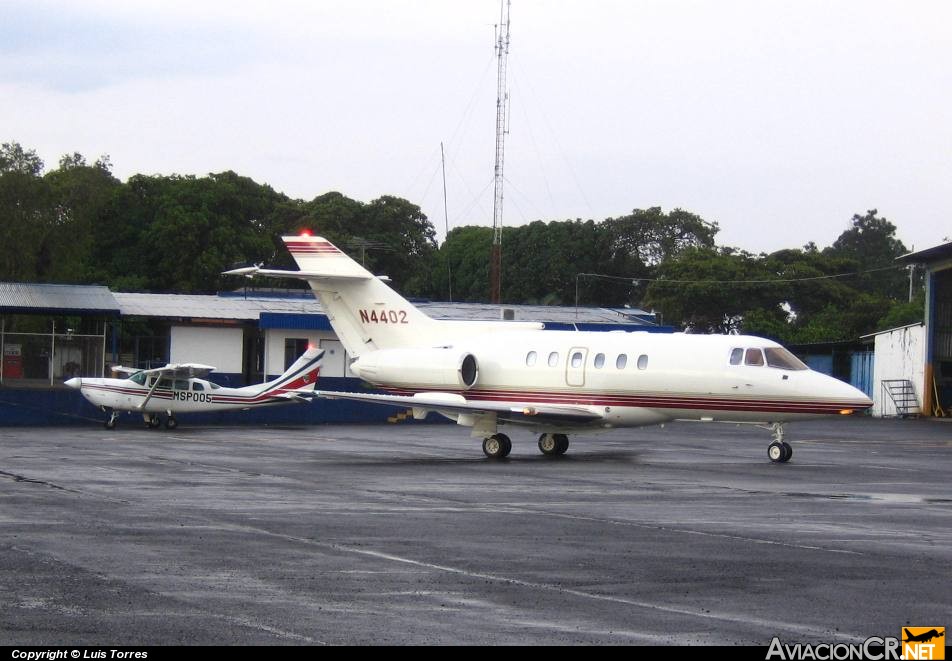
[[896, 241, 952, 265], [0, 283, 120, 315], [114, 292, 323, 321], [113, 292, 656, 327]]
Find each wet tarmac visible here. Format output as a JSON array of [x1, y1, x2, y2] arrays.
[[1, 416, 950, 645]]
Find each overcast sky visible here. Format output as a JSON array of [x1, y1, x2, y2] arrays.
[[2, 0, 949, 254]]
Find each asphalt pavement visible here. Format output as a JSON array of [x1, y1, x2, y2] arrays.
[[1, 416, 949, 645]]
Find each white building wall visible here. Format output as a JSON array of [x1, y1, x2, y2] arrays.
[[170, 326, 244, 373], [263, 330, 344, 377], [872, 324, 925, 417]]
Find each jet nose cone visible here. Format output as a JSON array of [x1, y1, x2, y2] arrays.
[[64, 377, 82, 389]]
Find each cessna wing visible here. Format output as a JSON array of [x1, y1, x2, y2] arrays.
[[139, 363, 218, 380], [316, 390, 605, 426]]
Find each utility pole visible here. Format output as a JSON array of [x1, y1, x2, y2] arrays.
[[490, 0, 510, 304], [441, 141, 452, 302]]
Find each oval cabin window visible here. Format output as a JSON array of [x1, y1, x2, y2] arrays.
[[526, 351, 537, 367], [616, 354, 627, 369]]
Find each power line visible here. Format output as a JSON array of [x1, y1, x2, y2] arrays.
[[576, 264, 904, 286]]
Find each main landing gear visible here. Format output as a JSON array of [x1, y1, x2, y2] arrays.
[[104, 408, 119, 430], [482, 433, 512, 459], [144, 413, 178, 430], [481, 432, 572, 459], [767, 423, 793, 463], [538, 433, 569, 457]]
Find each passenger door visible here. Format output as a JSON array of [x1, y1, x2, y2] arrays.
[[565, 347, 588, 387]]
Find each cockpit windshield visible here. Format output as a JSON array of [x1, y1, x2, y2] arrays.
[[764, 347, 808, 371], [130, 371, 147, 385]]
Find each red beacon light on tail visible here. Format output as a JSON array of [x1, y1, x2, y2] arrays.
[[299, 229, 312, 237]]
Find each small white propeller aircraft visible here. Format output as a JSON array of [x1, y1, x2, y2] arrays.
[[225, 235, 873, 462], [65, 347, 324, 429]]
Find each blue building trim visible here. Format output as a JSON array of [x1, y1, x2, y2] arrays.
[[259, 312, 333, 331]]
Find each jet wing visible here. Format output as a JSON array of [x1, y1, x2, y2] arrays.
[[222, 266, 372, 281], [316, 390, 605, 425]]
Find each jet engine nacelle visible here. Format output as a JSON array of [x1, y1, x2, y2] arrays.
[[350, 348, 479, 390]]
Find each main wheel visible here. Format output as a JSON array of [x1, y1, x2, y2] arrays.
[[165, 416, 178, 430], [147, 415, 161, 429], [768, 441, 785, 463], [538, 433, 558, 455], [553, 433, 569, 455], [105, 417, 116, 430], [483, 433, 512, 459]]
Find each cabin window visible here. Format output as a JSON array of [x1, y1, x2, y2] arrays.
[[174, 379, 189, 391], [130, 372, 147, 386], [616, 354, 627, 369], [637, 354, 648, 370], [548, 352, 559, 367], [571, 351, 583, 368], [526, 351, 537, 367], [192, 382, 204, 391], [209, 383, 221, 390], [764, 347, 808, 371], [594, 353, 605, 369], [744, 348, 765, 366], [730, 348, 743, 365]]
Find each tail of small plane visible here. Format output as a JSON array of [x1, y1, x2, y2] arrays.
[[255, 345, 324, 399]]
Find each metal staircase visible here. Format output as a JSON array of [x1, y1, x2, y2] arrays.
[[881, 380, 920, 418]]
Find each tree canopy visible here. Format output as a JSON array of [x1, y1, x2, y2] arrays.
[[0, 140, 922, 341]]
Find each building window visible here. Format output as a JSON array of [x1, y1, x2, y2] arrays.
[[285, 338, 309, 370]]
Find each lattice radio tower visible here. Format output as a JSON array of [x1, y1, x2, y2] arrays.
[[490, 0, 510, 304]]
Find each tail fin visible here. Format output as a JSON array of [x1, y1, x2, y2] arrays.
[[282, 235, 438, 356], [258, 346, 324, 397]]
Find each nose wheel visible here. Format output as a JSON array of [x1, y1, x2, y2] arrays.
[[767, 423, 793, 463], [482, 433, 512, 459]]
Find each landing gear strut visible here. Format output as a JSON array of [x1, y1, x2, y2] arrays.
[[104, 409, 118, 430], [767, 423, 793, 463], [482, 433, 512, 459], [538, 433, 569, 456]]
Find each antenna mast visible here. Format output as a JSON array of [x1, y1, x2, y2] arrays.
[[490, 0, 510, 304]]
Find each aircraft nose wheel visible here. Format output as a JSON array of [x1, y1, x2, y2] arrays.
[[768, 441, 793, 463], [482, 433, 512, 459], [538, 433, 569, 456]]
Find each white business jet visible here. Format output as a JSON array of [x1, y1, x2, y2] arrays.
[[225, 236, 872, 461], [65, 347, 323, 429]]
